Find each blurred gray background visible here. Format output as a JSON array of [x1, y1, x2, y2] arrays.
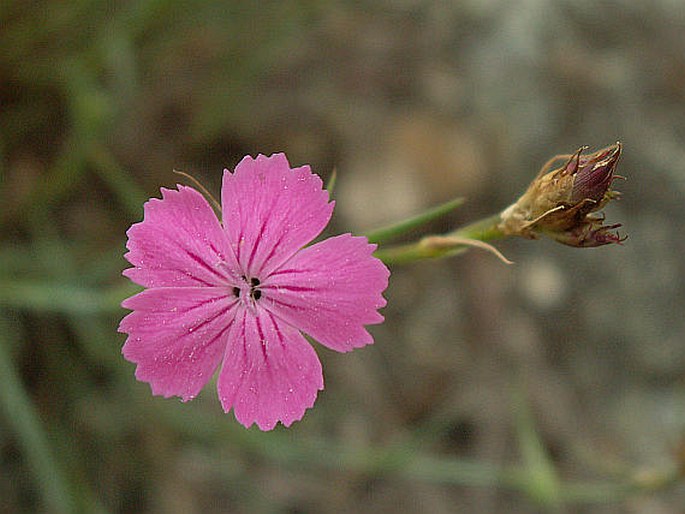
[[2, 1, 685, 512]]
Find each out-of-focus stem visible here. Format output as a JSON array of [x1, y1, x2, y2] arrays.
[[158, 402, 682, 508], [0, 315, 74, 513]]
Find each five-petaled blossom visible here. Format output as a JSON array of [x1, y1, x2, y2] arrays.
[[119, 153, 390, 430]]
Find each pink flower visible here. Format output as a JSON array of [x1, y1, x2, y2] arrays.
[[119, 153, 389, 430]]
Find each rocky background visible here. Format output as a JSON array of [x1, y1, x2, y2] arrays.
[[2, 1, 685, 512]]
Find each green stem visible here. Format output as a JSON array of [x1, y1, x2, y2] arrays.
[[374, 212, 505, 265], [448, 213, 506, 241]]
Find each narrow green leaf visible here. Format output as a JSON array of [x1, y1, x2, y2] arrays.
[[325, 168, 337, 199], [365, 197, 464, 244]]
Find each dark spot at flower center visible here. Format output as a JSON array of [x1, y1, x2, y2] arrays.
[[234, 276, 262, 301], [249, 277, 261, 301]]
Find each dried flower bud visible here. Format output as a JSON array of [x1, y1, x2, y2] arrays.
[[499, 143, 624, 247]]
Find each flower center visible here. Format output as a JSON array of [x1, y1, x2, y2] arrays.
[[232, 275, 262, 302], [250, 277, 262, 300]]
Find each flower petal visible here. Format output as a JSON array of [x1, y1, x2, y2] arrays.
[[124, 185, 238, 288], [217, 307, 324, 430], [262, 234, 389, 352], [119, 287, 236, 401], [221, 153, 334, 278]]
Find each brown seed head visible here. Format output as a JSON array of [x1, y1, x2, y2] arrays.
[[499, 143, 624, 247]]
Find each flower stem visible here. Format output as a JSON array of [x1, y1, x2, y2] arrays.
[[448, 213, 506, 241], [374, 212, 505, 265]]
